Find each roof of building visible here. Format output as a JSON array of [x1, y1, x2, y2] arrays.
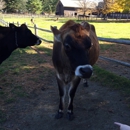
[[60, 0, 81, 8], [59, 0, 97, 8]]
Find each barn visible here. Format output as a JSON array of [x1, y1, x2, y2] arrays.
[[55, 0, 82, 16], [55, 0, 99, 17]]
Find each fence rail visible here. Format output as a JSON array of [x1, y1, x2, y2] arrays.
[[98, 37, 130, 45], [0, 19, 129, 68], [99, 56, 130, 68]]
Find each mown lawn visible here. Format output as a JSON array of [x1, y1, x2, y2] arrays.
[[2, 17, 130, 41]]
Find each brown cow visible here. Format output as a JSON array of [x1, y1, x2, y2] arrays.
[[51, 20, 99, 120]]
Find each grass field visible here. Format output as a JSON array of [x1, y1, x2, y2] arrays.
[[2, 17, 130, 41]]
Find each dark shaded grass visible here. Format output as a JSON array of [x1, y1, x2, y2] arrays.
[[92, 65, 130, 96]]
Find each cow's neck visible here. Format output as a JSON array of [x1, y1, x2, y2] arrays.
[[14, 32, 19, 47], [5, 31, 19, 52], [9, 31, 19, 51]]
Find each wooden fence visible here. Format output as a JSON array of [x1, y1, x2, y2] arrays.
[[0, 19, 130, 68]]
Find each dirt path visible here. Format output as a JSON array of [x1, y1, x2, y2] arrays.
[[0, 43, 130, 130], [1, 79, 130, 130]]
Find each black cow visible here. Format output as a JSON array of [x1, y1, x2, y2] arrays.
[[0, 23, 41, 64]]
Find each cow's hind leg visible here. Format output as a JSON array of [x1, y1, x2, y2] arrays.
[[82, 79, 89, 87], [67, 77, 81, 120], [55, 76, 66, 119]]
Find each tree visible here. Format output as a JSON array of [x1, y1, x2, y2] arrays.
[[41, 0, 58, 14], [4, 0, 27, 13], [0, 0, 6, 11], [77, 0, 97, 15], [116, 0, 130, 13], [26, 0, 43, 14], [102, 0, 127, 14]]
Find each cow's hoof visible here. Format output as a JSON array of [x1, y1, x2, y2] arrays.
[[66, 112, 75, 121], [55, 111, 63, 119]]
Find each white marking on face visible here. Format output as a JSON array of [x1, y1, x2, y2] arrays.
[[75, 64, 93, 77]]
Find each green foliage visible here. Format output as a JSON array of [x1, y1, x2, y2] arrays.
[[4, 0, 27, 13], [26, 0, 43, 14], [3, 0, 58, 14], [41, 0, 58, 13], [117, 0, 130, 13], [103, 0, 130, 13]]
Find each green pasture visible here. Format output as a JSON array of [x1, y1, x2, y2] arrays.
[[2, 17, 130, 41]]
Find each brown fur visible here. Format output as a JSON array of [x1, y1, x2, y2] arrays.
[[51, 20, 99, 67], [81, 21, 99, 65], [51, 20, 99, 118]]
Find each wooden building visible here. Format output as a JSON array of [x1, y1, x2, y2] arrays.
[[55, 0, 82, 16], [56, 0, 98, 17]]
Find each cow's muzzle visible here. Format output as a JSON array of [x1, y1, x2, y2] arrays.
[[36, 38, 42, 45], [75, 65, 93, 78]]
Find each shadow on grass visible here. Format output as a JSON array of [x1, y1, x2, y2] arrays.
[[0, 44, 53, 97], [0, 44, 55, 125]]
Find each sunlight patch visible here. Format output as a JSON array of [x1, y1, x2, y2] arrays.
[[25, 50, 38, 54], [22, 66, 36, 69]]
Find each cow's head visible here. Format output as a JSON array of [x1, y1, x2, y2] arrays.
[[51, 23, 93, 79], [9, 23, 41, 48]]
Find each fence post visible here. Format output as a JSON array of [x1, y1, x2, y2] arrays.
[[7, 22, 9, 27], [17, 21, 20, 26], [34, 24, 38, 35]]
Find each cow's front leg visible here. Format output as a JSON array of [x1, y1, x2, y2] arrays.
[[55, 75, 66, 119], [67, 77, 81, 120]]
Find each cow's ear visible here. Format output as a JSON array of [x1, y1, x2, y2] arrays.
[[9, 23, 16, 30], [20, 24, 27, 30], [50, 26, 61, 42], [90, 24, 96, 34], [80, 21, 90, 31]]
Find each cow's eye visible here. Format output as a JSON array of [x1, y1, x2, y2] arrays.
[[64, 43, 71, 51]]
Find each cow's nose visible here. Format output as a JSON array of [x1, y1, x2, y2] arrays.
[[79, 66, 93, 78], [36, 39, 42, 45], [75, 65, 93, 78]]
